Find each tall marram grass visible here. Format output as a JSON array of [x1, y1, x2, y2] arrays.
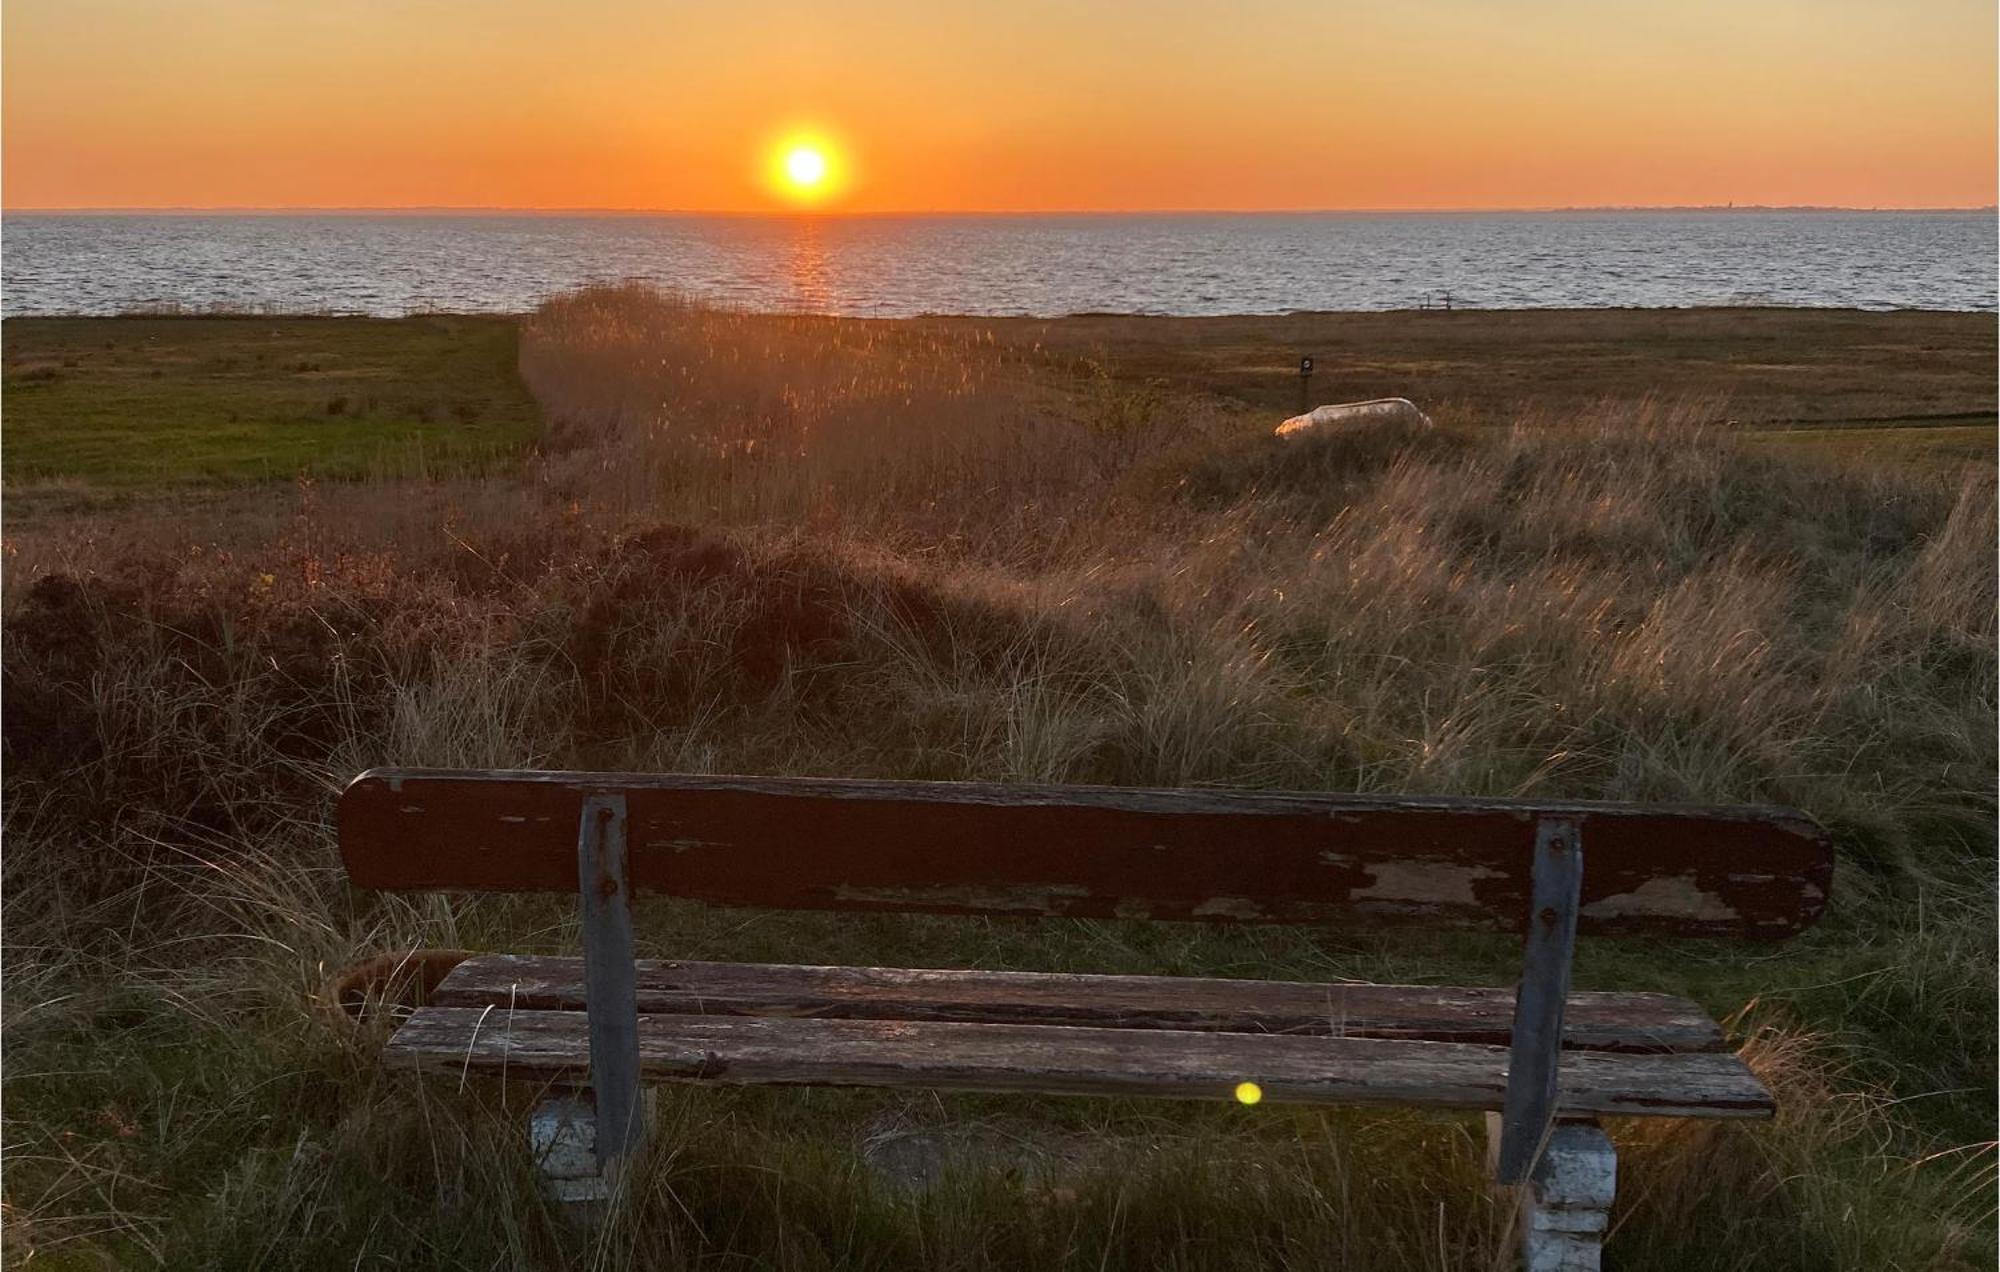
[[518, 284, 1217, 560], [4, 286, 1993, 1269]]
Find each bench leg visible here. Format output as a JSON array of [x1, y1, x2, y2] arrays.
[[1486, 1112, 1616, 1272]]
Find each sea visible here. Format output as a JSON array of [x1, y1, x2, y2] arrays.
[[2, 210, 1993, 318]]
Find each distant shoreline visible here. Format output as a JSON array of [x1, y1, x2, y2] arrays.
[[6, 304, 1998, 322], [5, 205, 1995, 218]]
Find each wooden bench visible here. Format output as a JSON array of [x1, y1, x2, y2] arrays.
[[338, 768, 1832, 1270]]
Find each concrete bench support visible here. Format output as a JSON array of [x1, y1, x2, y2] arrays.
[[529, 1089, 661, 1211], [1487, 1113, 1617, 1272], [529, 1092, 610, 1205]]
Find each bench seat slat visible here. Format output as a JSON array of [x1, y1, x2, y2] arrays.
[[435, 955, 1728, 1054], [383, 1007, 1773, 1118]]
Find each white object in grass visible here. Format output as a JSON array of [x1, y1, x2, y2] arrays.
[[1276, 397, 1433, 438]]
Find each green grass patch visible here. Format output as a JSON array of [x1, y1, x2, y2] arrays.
[[2, 315, 539, 486], [1744, 422, 1996, 470]]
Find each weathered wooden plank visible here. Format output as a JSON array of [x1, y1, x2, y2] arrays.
[[382, 1008, 1775, 1118], [435, 955, 1728, 1054], [337, 770, 1833, 939], [1497, 818, 1584, 1183], [576, 795, 645, 1178]]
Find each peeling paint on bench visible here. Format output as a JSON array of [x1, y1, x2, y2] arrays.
[[338, 769, 1834, 940]]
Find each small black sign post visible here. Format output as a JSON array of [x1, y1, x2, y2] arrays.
[[1298, 355, 1314, 414]]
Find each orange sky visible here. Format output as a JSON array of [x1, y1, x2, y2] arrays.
[[5, 1, 1994, 212]]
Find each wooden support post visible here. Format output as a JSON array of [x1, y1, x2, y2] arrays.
[[1496, 817, 1582, 1185], [577, 793, 646, 1186]]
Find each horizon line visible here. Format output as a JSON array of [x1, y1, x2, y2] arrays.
[[6, 203, 1995, 217]]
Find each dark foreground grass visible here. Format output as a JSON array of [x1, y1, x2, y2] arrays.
[[0, 315, 539, 488], [2, 290, 1994, 1269]]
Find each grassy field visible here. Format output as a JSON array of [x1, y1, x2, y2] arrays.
[[1, 315, 538, 489], [5, 306, 1992, 494], [2, 293, 1994, 1269], [959, 307, 1997, 427]]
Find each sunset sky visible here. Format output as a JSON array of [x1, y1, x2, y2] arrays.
[[5, 1, 1994, 212]]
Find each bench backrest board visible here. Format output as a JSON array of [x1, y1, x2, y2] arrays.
[[338, 769, 1832, 940]]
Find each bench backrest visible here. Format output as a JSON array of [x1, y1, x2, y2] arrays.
[[338, 769, 1832, 941]]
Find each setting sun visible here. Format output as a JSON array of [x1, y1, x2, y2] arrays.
[[785, 147, 827, 189], [766, 132, 846, 206]]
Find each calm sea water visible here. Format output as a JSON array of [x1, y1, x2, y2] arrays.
[[4, 211, 1993, 317]]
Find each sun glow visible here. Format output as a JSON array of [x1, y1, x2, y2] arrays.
[[766, 131, 846, 206]]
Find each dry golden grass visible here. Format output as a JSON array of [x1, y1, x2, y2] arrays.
[[3, 287, 1993, 1269]]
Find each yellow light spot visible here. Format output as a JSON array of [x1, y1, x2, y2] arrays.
[[1235, 1081, 1263, 1105]]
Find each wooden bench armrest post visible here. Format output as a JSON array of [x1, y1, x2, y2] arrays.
[[1495, 816, 1583, 1184], [578, 793, 646, 1183]]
